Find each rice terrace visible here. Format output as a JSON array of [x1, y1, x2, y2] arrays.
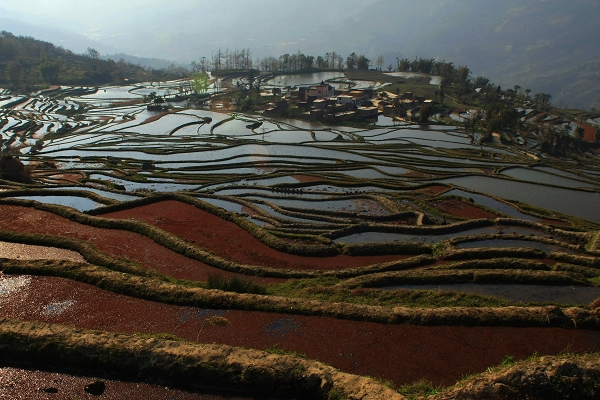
[[1, 8, 600, 398]]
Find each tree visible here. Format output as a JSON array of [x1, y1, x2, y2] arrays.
[[533, 92, 552, 110], [5, 61, 24, 86], [376, 54, 384, 71], [387, 64, 393, 72], [39, 60, 61, 83], [396, 58, 410, 72], [191, 71, 210, 93], [86, 47, 100, 59], [356, 55, 371, 70], [473, 76, 490, 88], [418, 102, 434, 123], [346, 52, 358, 70]]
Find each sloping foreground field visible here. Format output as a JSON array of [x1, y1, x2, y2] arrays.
[[1, 194, 600, 398], [0, 318, 599, 400], [1, 80, 600, 397]]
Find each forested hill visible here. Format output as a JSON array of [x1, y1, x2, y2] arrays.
[[0, 31, 187, 93]]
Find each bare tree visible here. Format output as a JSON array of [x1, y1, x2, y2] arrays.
[[376, 54, 384, 71]]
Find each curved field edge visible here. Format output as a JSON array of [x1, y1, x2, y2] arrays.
[[0, 318, 401, 400], [2, 259, 600, 328], [429, 353, 600, 400], [0, 319, 598, 400], [0, 197, 597, 278], [2, 228, 597, 291]]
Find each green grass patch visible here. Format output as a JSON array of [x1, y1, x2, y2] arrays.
[[265, 344, 307, 359], [397, 380, 442, 399], [207, 273, 267, 295], [268, 278, 509, 308]]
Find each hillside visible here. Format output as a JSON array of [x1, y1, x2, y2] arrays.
[[0, 31, 187, 93]]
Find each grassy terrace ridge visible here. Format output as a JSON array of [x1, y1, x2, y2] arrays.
[[2, 259, 600, 328], [0, 196, 597, 279], [428, 353, 600, 400], [1, 319, 599, 400], [0, 319, 402, 400], [337, 268, 592, 290]]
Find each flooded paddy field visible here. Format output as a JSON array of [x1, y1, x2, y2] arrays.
[[1, 80, 600, 397]]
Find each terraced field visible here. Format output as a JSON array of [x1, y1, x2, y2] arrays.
[[1, 80, 600, 399]]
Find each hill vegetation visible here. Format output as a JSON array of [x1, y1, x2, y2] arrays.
[[0, 31, 187, 92]]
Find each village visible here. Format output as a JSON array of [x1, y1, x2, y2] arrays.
[[261, 79, 433, 123]]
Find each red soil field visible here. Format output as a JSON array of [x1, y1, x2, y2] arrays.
[[0, 366, 250, 400], [431, 198, 497, 219], [291, 174, 326, 183], [0, 204, 281, 283], [416, 185, 448, 195], [102, 200, 411, 270], [141, 112, 168, 125], [2, 274, 598, 387]]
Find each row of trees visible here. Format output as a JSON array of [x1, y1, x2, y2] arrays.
[[0, 31, 187, 93], [193, 49, 379, 75]]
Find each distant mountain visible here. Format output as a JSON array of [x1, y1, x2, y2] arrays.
[[103, 54, 185, 70], [0, 17, 119, 55]]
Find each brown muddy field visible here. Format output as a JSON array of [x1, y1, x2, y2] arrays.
[[1, 274, 599, 387], [1, 200, 599, 395], [0, 203, 283, 283], [102, 200, 410, 270], [0, 365, 255, 400], [431, 198, 497, 219]]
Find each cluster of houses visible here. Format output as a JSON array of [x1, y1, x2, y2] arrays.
[[262, 81, 433, 123]]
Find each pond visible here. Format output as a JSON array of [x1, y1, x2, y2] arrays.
[[77, 86, 140, 100], [213, 188, 327, 198], [438, 176, 600, 223], [443, 189, 540, 221], [89, 174, 201, 192], [50, 187, 140, 202], [267, 72, 345, 87], [253, 203, 323, 223], [41, 143, 380, 164], [334, 225, 552, 244], [456, 239, 578, 254], [501, 167, 599, 189], [382, 284, 600, 305], [12, 195, 103, 212], [248, 197, 389, 215], [197, 197, 243, 213]]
